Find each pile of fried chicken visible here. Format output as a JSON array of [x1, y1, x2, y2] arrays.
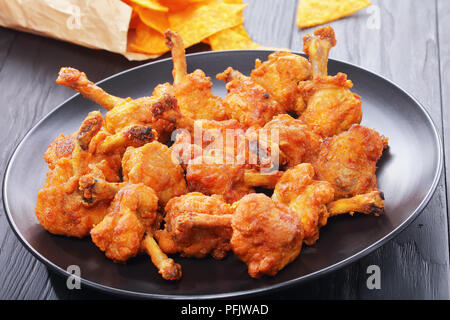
[[35, 26, 387, 280]]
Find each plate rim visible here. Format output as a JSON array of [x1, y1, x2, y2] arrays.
[[2, 49, 444, 299]]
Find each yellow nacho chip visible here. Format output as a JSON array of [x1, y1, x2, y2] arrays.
[[129, 21, 168, 54], [229, 24, 250, 38], [127, 0, 169, 12], [168, 1, 247, 48], [129, 10, 140, 29], [297, 0, 371, 29], [208, 27, 261, 51], [134, 5, 170, 34], [221, 0, 243, 3], [160, 0, 211, 12]]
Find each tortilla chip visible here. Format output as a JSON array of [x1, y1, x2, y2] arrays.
[[208, 27, 261, 51], [169, 1, 246, 48], [129, 21, 168, 54], [134, 5, 169, 34], [159, 0, 210, 12], [297, 0, 371, 29], [221, 0, 243, 3], [127, 0, 169, 12], [129, 10, 140, 29]]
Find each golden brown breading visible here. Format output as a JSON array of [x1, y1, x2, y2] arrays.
[[35, 158, 111, 238], [251, 51, 312, 115], [262, 114, 322, 168], [122, 141, 187, 206], [36, 112, 117, 238], [104, 86, 181, 143], [90, 183, 160, 262], [155, 193, 233, 259], [273, 163, 385, 244], [272, 163, 334, 245], [90, 183, 182, 280], [186, 154, 254, 204], [56, 67, 181, 143], [217, 67, 284, 128], [299, 26, 362, 137], [231, 193, 304, 278], [313, 125, 388, 199], [43, 133, 76, 169], [165, 31, 227, 124], [299, 73, 362, 137]]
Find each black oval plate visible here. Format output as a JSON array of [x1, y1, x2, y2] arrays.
[[3, 50, 443, 299]]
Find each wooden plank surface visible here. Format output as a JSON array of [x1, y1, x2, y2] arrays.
[[437, 0, 450, 276], [0, 0, 448, 299], [290, 0, 449, 299]]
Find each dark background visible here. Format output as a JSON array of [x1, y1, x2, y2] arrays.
[[0, 0, 449, 299]]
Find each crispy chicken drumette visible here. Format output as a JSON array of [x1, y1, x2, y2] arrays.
[[186, 152, 254, 204], [122, 141, 188, 206], [299, 26, 362, 138], [155, 192, 233, 259], [90, 183, 182, 280], [231, 194, 304, 278], [272, 163, 334, 245], [273, 163, 385, 245], [217, 67, 284, 128], [251, 51, 312, 115], [43, 111, 157, 179], [36, 112, 117, 237], [56, 67, 181, 143], [164, 30, 227, 124], [259, 114, 322, 168], [155, 192, 304, 278], [313, 124, 388, 199]]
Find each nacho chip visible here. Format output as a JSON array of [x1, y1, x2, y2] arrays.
[[129, 21, 168, 54], [134, 5, 169, 34], [221, 0, 243, 3], [129, 10, 140, 29], [297, 0, 371, 29], [160, 0, 210, 12], [208, 27, 261, 51], [169, 1, 247, 48], [127, 0, 169, 12]]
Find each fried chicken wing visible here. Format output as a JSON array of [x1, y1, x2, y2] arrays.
[[155, 193, 233, 259], [272, 164, 334, 244], [43, 133, 76, 169], [186, 154, 254, 204], [217, 67, 283, 128], [231, 194, 304, 278], [90, 183, 182, 280], [313, 124, 388, 199], [56, 67, 181, 143], [36, 112, 113, 238], [56, 67, 124, 110], [251, 51, 312, 115], [273, 163, 384, 245], [327, 191, 385, 217], [156, 192, 303, 278], [122, 141, 188, 206], [299, 26, 362, 137], [165, 30, 227, 123], [261, 114, 322, 168]]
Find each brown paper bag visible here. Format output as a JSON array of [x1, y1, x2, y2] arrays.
[[0, 0, 158, 60]]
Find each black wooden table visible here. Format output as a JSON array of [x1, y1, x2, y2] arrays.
[[1, 0, 449, 300]]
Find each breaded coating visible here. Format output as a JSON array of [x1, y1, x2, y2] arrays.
[[231, 194, 304, 278], [122, 141, 188, 206], [155, 193, 233, 259], [217, 67, 283, 128], [251, 51, 312, 115], [313, 125, 388, 199]]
